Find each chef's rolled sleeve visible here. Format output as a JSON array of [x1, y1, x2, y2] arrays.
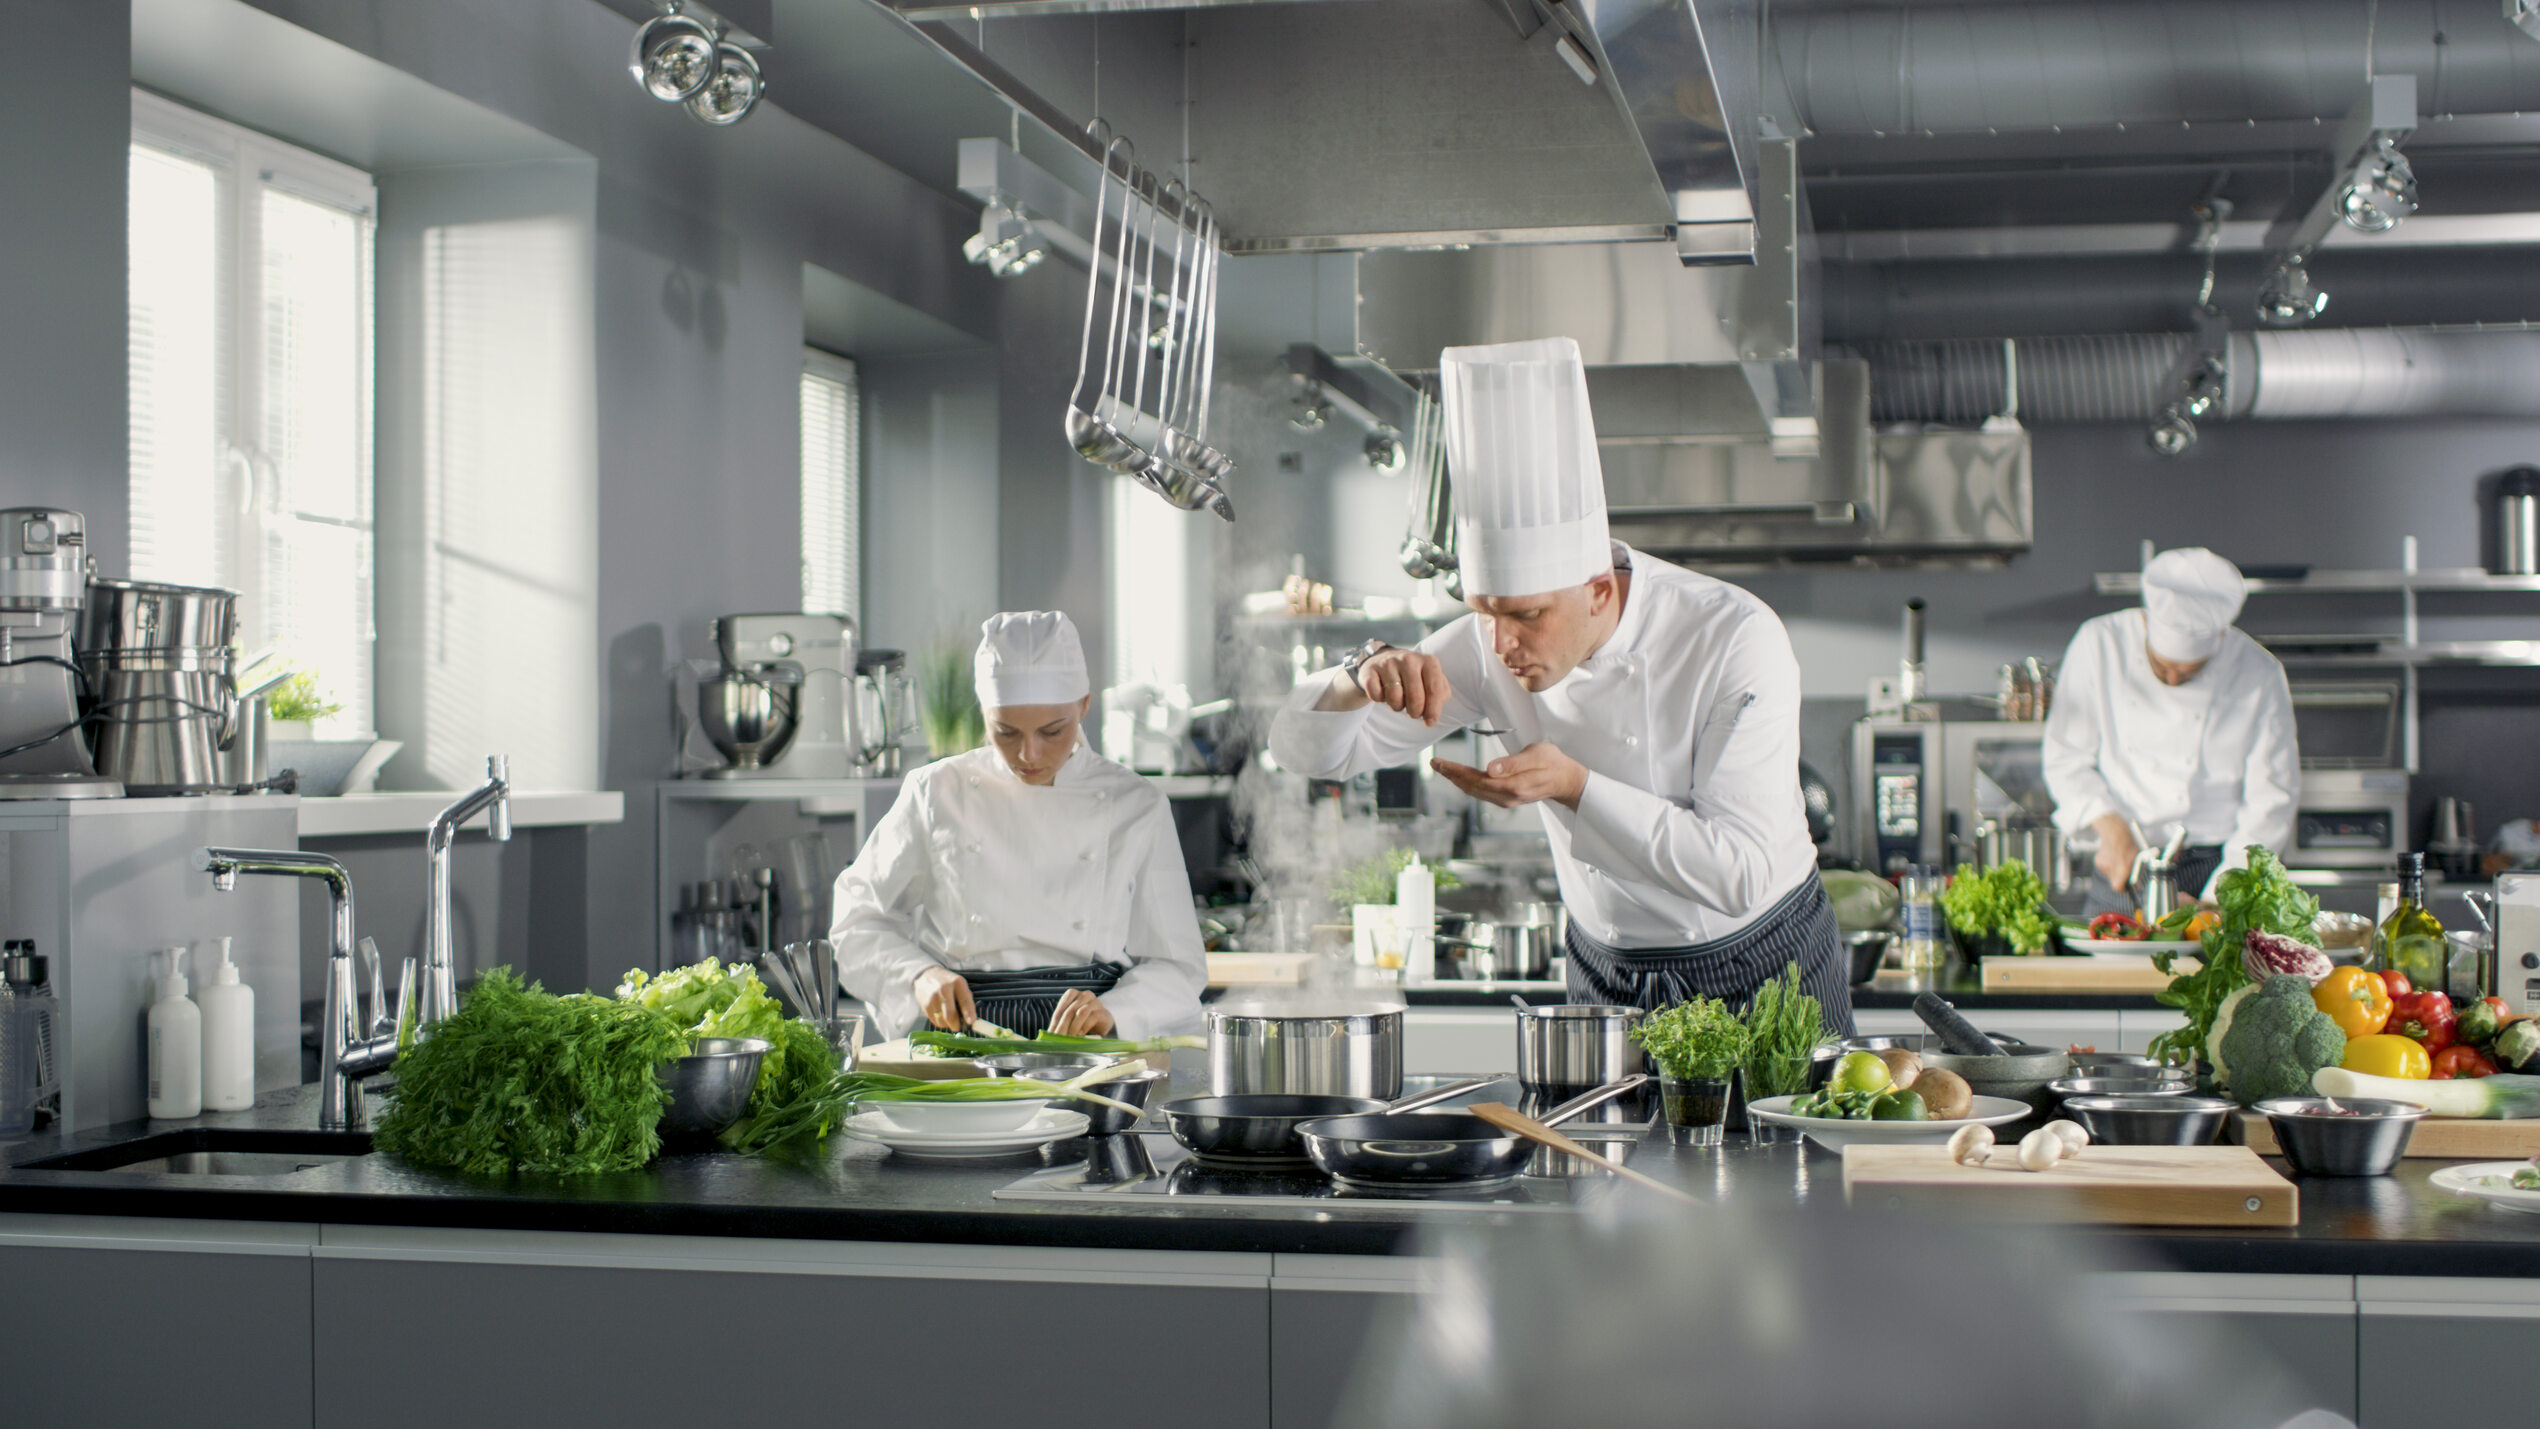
[[1100, 791, 1210, 1039], [1266, 626, 1488, 780]]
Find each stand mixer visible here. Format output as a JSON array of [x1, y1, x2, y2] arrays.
[[0, 509, 119, 798], [698, 613, 859, 779]]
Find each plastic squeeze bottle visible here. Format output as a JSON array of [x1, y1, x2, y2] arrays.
[[1396, 853, 1436, 984], [147, 946, 202, 1119], [197, 937, 256, 1112]]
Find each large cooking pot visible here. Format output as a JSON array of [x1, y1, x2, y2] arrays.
[[1208, 1000, 1405, 1099], [1296, 1075, 1650, 1191]]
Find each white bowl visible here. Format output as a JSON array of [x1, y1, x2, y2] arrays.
[[1746, 1094, 2033, 1152], [864, 1098, 1051, 1135]]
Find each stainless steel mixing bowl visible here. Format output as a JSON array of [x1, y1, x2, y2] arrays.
[[657, 1037, 771, 1138]]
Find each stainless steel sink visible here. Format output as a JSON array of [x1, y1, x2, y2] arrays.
[[21, 1129, 373, 1177]]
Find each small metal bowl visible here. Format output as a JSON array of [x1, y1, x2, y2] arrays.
[[2060, 1093, 2235, 1146], [1845, 931, 1891, 986], [2253, 1096, 2427, 1177], [1017, 1065, 1166, 1135], [976, 1052, 1122, 1078], [2049, 1075, 2195, 1101], [2066, 1052, 2171, 1076], [657, 1036, 772, 1139]]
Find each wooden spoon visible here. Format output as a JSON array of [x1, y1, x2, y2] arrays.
[[1467, 1102, 1698, 1205]]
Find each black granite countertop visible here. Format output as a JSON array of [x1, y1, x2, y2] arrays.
[[6, 1076, 2536, 1275]]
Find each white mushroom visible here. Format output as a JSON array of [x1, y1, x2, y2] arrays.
[[2045, 1119, 2090, 1155], [1946, 1123, 1996, 1166], [2017, 1127, 2067, 1172]]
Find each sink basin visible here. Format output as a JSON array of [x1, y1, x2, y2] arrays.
[[21, 1129, 373, 1177]]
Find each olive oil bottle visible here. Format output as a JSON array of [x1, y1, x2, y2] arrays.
[[2371, 852, 2447, 992]]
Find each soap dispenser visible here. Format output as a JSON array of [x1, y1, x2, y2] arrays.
[[146, 946, 202, 1119], [197, 937, 255, 1112]]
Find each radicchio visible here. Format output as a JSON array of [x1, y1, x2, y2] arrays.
[[2242, 929, 2334, 986]]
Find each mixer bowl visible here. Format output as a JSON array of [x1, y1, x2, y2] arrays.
[[699, 673, 799, 772]]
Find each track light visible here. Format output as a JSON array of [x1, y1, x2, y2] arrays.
[[2257, 256, 2329, 326], [686, 43, 764, 127], [962, 201, 1048, 278], [2146, 409, 2198, 458], [1364, 432, 1406, 472], [2338, 136, 2416, 233], [628, 4, 765, 127]]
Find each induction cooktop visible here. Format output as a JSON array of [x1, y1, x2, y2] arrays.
[[992, 1128, 1642, 1215]]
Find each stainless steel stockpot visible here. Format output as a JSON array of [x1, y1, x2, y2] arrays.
[[1514, 1003, 1646, 1089], [1208, 1000, 1406, 1099]]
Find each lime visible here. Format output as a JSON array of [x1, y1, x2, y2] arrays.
[[1829, 1050, 1892, 1097], [1869, 1090, 1928, 1122]]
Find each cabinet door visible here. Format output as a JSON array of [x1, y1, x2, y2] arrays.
[[2358, 1282, 2540, 1427], [0, 1240, 314, 1427], [1271, 1288, 1404, 1429]]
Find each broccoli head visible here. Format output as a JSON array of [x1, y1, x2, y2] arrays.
[[2207, 974, 2347, 1106]]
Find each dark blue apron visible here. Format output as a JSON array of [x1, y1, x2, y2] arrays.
[[1561, 871, 1855, 1037], [954, 960, 1128, 1038]]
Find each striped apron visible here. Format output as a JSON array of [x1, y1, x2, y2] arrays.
[[955, 961, 1128, 1039], [1562, 871, 1855, 1037]]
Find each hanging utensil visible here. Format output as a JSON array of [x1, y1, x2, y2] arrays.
[[1066, 127, 1141, 470]]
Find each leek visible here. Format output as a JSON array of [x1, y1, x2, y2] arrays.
[[2311, 1067, 2540, 1118]]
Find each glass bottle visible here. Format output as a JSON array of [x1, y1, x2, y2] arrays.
[[1897, 865, 1945, 972], [2373, 853, 2447, 992]]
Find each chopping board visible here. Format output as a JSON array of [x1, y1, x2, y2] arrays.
[[1843, 1144, 2298, 1226], [2233, 1109, 2540, 1159], [1207, 951, 1316, 987], [1981, 954, 2197, 992]]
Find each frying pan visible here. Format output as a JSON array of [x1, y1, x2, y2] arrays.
[[1296, 1075, 1651, 1192], [1159, 1076, 1500, 1165]]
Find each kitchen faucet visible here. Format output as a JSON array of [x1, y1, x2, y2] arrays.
[[423, 755, 511, 1030], [195, 846, 409, 1129]]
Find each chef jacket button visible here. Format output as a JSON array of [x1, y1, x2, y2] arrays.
[[1072, 920, 1086, 931], [967, 841, 982, 854], [970, 914, 984, 925], [1625, 734, 1640, 748], [1079, 850, 1094, 861]]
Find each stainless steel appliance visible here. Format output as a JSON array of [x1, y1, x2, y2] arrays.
[[2488, 870, 2540, 1018], [852, 648, 914, 777], [1850, 717, 2057, 876], [2292, 768, 2411, 870], [698, 613, 858, 779], [1513, 1004, 1644, 1090], [79, 578, 245, 795], [1207, 1000, 1405, 1099], [0, 509, 117, 798], [2496, 466, 2540, 576]]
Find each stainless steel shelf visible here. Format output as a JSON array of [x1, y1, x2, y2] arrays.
[[2097, 567, 2540, 596], [2273, 640, 2540, 668]]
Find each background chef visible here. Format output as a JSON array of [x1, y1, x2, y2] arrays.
[[1268, 337, 1850, 1031], [831, 611, 1207, 1039], [2043, 547, 2299, 915]]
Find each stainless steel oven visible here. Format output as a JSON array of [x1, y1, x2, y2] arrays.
[[1850, 718, 2054, 876], [2288, 682, 2408, 870]]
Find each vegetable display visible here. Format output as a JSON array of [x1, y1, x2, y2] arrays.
[[619, 958, 827, 1101], [2087, 912, 2150, 942], [1786, 1050, 1928, 1122], [2149, 848, 2319, 1069], [2206, 974, 2347, 1105], [2495, 1019, 2540, 1074], [1738, 961, 1829, 1100], [1630, 995, 1750, 1082], [1939, 861, 2056, 955], [2310, 1067, 2540, 1118], [2241, 930, 2333, 986], [2311, 967, 2394, 1040], [2341, 1033, 2432, 1080]]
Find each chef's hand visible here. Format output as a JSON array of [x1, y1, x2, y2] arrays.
[[1049, 989, 1116, 1037], [1431, 743, 1589, 811], [1318, 645, 1454, 725], [2092, 814, 2141, 891], [913, 966, 975, 1032]]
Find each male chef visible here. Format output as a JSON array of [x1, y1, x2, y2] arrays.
[[2044, 547, 2299, 915], [1268, 337, 1849, 1030]]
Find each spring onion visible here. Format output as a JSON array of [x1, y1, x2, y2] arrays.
[[2312, 1067, 2540, 1118], [909, 1030, 1204, 1058], [724, 1059, 1150, 1153]]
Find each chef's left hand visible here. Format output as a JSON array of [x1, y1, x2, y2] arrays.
[[1431, 743, 1589, 811], [1049, 989, 1117, 1037]]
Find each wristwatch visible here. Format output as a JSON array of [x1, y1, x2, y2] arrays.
[[1339, 639, 1393, 696]]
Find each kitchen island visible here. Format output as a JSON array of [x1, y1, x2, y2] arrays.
[[5, 1070, 2536, 1428]]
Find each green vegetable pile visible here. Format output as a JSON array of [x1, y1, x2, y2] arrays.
[[1739, 961, 1829, 1099], [618, 958, 832, 1111], [2207, 973, 2346, 1105], [374, 969, 689, 1176], [1938, 861, 2056, 954], [2148, 847, 2319, 1070], [1630, 995, 1749, 1081]]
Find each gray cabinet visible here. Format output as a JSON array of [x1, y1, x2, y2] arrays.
[[2358, 1277, 2540, 1426], [1270, 1254, 1426, 1429]]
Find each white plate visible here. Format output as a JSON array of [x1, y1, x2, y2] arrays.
[[2428, 1161, 2540, 1215], [1746, 1094, 2034, 1152], [843, 1108, 1090, 1159], [2061, 936, 2203, 957], [862, 1098, 1052, 1135]]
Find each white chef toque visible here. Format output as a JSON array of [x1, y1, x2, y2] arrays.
[[1440, 336, 1611, 598], [2140, 548, 2247, 663], [974, 611, 1090, 710]]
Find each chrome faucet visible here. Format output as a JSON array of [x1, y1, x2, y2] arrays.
[[196, 847, 412, 1129], [422, 755, 511, 1031]]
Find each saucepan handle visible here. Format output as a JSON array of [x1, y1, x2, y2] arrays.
[[1538, 1073, 1652, 1128]]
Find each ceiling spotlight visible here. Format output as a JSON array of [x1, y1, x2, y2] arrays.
[[1290, 389, 1330, 432], [962, 201, 1047, 278], [1364, 432, 1405, 472], [684, 42, 765, 127], [2337, 136, 2416, 233], [2146, 408, 2198, 458], [630, 10, 718, 103], [2257, 255, 2329, 326]]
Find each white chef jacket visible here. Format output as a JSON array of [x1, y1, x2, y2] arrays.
[[1268, 544, 1819, 948], [830, 743, 1208, 1040], [2043, 609, 2300, 898]]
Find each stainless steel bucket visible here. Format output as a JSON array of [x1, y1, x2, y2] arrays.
[[1207, 1001, 1405, 1099]]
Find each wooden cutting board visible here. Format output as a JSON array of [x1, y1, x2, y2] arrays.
[[1207, 951, 1317, 987], [2233, 1108, 2540, 1159], [1843, 1143, 2298, 1226], [1981, 954, 2197, 992]]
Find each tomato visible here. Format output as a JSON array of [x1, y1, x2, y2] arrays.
[[2312, 966, 2394, 1039], [2377, 970, 2412, 1000], [2342, 1033, 2433, 1079], [2430, 1045, 2498, 1080], [2089, 912, 2148, 941]]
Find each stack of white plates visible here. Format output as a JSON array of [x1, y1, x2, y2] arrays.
[[842, 1108, 1090, 1160]]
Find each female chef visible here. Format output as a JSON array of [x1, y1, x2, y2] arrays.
[[831, 611, 1207, 1039]]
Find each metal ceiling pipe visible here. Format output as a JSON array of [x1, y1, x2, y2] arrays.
[[1777, 0, 2540, 136]]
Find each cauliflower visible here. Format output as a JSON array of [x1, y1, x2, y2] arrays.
[[2206, 974, 2348, 1106]]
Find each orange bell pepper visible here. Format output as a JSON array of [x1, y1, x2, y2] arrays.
[[2182, 909, 2222, 942], [2312, 965, 2394, 1039], [2342, 1033, 2432, 1079]]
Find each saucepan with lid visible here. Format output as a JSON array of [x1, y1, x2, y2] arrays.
[[1296, 1075, 1651, 1192]]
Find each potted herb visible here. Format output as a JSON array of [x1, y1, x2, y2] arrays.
[[263, 669, 342, 741], [1736, 962, 1829, 1143], [1631, 995, 1749, 1147], [917, 644, 985, 759]]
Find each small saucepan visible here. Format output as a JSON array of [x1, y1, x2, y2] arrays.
[[1296, 1075, 1652, 1193], [1158, 1076, 1502, 1166]]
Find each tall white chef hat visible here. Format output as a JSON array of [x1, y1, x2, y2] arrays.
[[974, 611, 1089, 710], [2140, 548, 2247, 663], [1441, 336, 1611, 598]]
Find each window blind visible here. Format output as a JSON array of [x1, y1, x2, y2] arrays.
[[800, 349, 859, 622]]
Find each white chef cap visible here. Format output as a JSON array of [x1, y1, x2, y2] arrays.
[[974, 611, 1089, 710], [1441, 337, 1611, 598], [2140, 548, 2247, 663]]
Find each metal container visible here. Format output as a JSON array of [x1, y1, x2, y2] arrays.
[[2497, 465, 2540, 576], [2065, 1052, 2173, 1076], [1975, 821, 2071, 895], [1208, 1000, 1405, 1099], [1845, 930, 1890, 985], [698, 670, 800, 773], [2059, 1093, 2234, 1146], [1921, 1046, 2073, 1124], [2254, 1096, 2427, 1176], [79, 578, 237, 655], [76, 580, 244, 795], [1018, 1064, 1163, 1135], [978, 1052, 1121, 1078], [1514, 1003, 1645, 1088], [2048, 1075, 2193, 1101], [656, 1037, 771, 1139]]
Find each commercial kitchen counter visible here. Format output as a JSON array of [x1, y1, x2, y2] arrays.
[[1396, 962, 2167, 1011]]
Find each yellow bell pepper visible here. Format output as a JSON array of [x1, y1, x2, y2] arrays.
[[2182, 909, 2221, 942], [2312, 966, 2394, 1039], [2341, 1033, 2431, 1079]]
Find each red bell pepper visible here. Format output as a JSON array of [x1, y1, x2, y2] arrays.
[[2088, 912, 2148, 942], [2431, 1044, 2497, 1080], [2394, 990, 2457, 1054]]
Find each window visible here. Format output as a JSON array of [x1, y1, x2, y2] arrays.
[[1107, 475, 1192, 690], [800, 349, 859, 621], [128, 91, 376, 735]]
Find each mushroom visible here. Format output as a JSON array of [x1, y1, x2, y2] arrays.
[[1946, 1123, 1996, 1166], [1874, 1048, 1923, 1090], [2017, 1127, 2067, 1173], [2045, 1119, 2090, 1156]]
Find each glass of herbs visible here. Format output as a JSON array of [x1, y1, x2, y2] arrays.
[[1738, 963, 1828, 1145], [1631, 994, 1749, 1147]]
